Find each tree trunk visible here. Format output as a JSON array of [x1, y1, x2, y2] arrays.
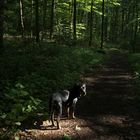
[[125, 4, 131, 38], [19, 0, 25, 38], [132, 0, 138, 52], [114, 7, 119, 41], [69, 0, 73, 38], [35, 0, 39, 43], [0, 0, 4, 48], [50, 0, 55, 39], [121, 7, 125, 36], [130, 2, 135, 40], [101, 0, 105, 49], [30, 0, 34, 38], [41, 0, 47, 40], [73, 0, 77, 42], [104, 0, 108, 41], [89, 0, 93, 46]]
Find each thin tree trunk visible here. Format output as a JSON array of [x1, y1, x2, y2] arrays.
[[125, 5, 131, 38], [131, 2, 135, 40], [69, 0, 73, 38], [50, 0, 55, 39], [121, 8, 125, 36], [73, 0, 77, 42], [35, 0, 39, 43], [41, 0, 47, 40], [133, 0, 138, 52], [114, 7, 119, 41], [101, 0, 105, 49], [19, 0, 25, 38], [104, 0, 108, 41], [89, 0, 93, 46], [0, 0, 4, 48], [30, 0, 33, 38]]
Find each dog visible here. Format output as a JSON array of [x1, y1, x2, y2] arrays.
[[49, 83, 86, 129]]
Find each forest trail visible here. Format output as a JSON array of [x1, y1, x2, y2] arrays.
[[19, 51, 140, 140]]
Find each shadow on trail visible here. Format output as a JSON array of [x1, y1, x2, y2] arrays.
[[76, 51, 140, 140], [19, 52, 140, 140]]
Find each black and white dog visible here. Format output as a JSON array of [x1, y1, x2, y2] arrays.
[[49, 83, 86, 129]]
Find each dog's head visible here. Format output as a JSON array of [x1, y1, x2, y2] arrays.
[[73, 83, 87, 97], [79, 83, 86, 97]]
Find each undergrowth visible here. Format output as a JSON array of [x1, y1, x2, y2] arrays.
[[0, 41, 104, 139]]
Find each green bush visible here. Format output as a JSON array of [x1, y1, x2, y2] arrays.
[[0, 83, 41, 126]]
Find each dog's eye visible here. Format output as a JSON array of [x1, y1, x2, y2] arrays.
[[81, 86, 85, 90]]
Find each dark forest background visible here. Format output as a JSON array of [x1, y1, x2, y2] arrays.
[[0, 0, 139, 48], [0, 0, 139, 139]]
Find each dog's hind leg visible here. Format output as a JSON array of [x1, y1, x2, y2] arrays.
[[56, 102, 62, 129], [56, 115, 61, 129], [67, 107, 70, 118], [51, 110, 55, 126], [49, 97, 55, 126]]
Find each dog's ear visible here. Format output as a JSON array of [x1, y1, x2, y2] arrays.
[[80, 76, 86, 83], [75, 83, 80, 87], [76, 83, 80, 86], [83, 83, 86, 87]]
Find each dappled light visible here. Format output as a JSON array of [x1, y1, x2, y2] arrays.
[[15, 52, 140, 140], [18, 115, 140, 140], [0, 0, 140, 139], [18, 118, 95, 140]]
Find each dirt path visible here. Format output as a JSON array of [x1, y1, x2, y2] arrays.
[[19, 51, 140, 140]]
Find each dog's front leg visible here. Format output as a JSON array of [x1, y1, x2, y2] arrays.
[[69, 106, 76, 119], [67, 107, 70, 118], [70, 98, 78, 119]]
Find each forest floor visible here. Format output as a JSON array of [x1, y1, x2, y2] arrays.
[[18, 51, 140, 140]]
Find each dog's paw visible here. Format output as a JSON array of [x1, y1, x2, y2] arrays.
[[72, 116, 76, 119], [68, 115, 76, 119], [57, 126, 62, 130], [51, 123, 55, 127]]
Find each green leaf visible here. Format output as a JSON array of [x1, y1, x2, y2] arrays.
[[30, 96, 41, 105], [20, 90, 29, 96], [22, 107, 25, 112], [15, 136, 20, 140], [26, 105, 32, 112], [63, 134, 71, 140], [0, 114, 7, 119], [15, 122, 21, 126], [15, 83, 25, 89]]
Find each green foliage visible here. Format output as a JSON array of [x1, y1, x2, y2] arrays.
[[0, 42, 104, 138], [119, 40, 131, 51], [128, 53, 140, 72], [0, 83, 41, 127], [62, 134, 72, 140], [3, 0, 124, 43], [15, 136, 20, 140]]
